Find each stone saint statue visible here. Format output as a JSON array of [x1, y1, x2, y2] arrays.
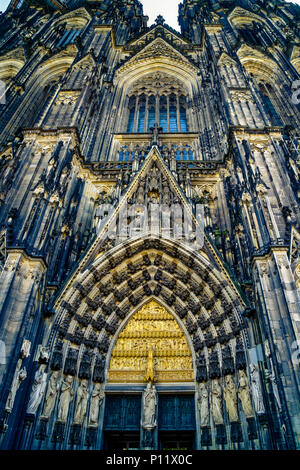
[[223, 375, 239, 422], [265, 367, 281, 411], [42, 370, 61, 419], [250, 364, 265, 415], [198, 382, 209, 427], [57, 375, 74, 423], [142, 383, 157, 429], [6, 361, 27, 412], [74, 379, 89, 424], [238, 370, 254, 418], [27, 366, 47, 415], [210, 379, 224, 425], [89, 383, 105, 426]]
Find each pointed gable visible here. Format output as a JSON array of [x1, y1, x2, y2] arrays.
[[115, 37, 199, 81], [56, 146, 245, 306]]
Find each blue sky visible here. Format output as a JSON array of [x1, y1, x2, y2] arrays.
[[0, 0, 300, 30], [0, 0, 180, 27]]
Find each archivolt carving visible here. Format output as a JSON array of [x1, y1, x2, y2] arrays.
[[42, 235, 248, 403]]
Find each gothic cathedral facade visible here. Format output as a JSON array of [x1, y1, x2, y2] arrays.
[[0, 0, 299, 451]]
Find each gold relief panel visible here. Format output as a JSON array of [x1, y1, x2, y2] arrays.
[[108, 301, 194, 383]]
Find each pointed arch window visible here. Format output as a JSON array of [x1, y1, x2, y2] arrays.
[[126, 74, 189, 134]]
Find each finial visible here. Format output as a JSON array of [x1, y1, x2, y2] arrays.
[[155, 15, 165, 25]]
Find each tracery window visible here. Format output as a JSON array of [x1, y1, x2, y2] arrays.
[[237, 21, 275, 48], [126, 72, 189, 133], [56, 29, 81, 47], [258, 82, 283, 126]]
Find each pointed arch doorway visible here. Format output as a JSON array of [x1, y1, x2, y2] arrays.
[[103, 300, 197, 450]]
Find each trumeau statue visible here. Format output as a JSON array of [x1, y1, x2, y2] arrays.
[[42, 370, 61, 419], [57, 375, 74, 423], [142, 383, 157, 429], [89, 383, 105, 426], [198, 382, 209, 427], [250, 364, 265, 415], [5, 361, 27, 412], [210, 379, 224, 425], [238, 370, 254, 418], [223, 375, 239, 422], [27, 366, 47, 415], [73, 379, 89, 425]]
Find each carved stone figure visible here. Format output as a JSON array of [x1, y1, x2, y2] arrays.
[[37, 346, 50, 364], [265, 367, 281, 411], [42, 370, 61, 418], [250, 364, 265, 415], [57, 375, 74, 423], [223, 375, 239, 422], [21, 339, 31, 359], [6, 361, 27, 412], [73, 379, 89, 424], [148, 167, 159, 191], [136, 184, 145, 205], [89, 383, 105, 426], [142, 383, 157, 429], [198, 382, 209, 427], [27, 366, 47, 415], [238, 370, 254, 418], [162, 183, 171, 205], [210, 379, 223, 425]]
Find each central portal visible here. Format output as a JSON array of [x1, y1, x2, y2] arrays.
[[104, 300, 196, 450]]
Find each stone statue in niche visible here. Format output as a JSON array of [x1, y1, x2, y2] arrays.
[[223, 375, 239, 422], [162, 182, 171, 205], [197, 382, 209, 427], [250, 364, 265, 415], [238, 370, 254, 418], [21, 339, 31, 359], [265, 366, 281, 411], [142, 383, 157, 429], [27, 365, 47, 415], [74, 379, 89, 424], [42, 370, 61, 418], [210, 379, 224, 425], [89, 383, 105, 426], [57, 375, 74, 423], [136, 184, 145, 205], [5, 360, 27, 412], [148, 167, 159, 192]]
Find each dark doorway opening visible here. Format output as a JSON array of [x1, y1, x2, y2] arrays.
[[159, 431, 195, 450], [104, 432, 140, 450]]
